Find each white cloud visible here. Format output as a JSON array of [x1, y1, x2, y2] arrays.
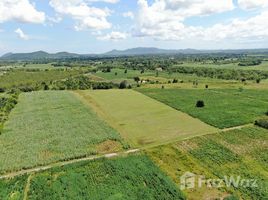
[[238, 0, 268, 10], [87, 0, 119, 3], [123, 11, 134, 19], [49, 0, 118, 30], [203, 10, 268, 40], [47, 15, 62, 24], [97, 31, 127, 40], [0, 0, 45, 24], [15, 28, 29, 40], [134, 0, 234, 39], [133, 0, 268, 43]]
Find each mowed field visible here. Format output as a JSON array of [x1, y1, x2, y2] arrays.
[[146, 126, 268, 200], [138, 88, 268, 128], [0, 155, 185, 200], [75, 90, 217, 147], [0, 91, 124, 174]]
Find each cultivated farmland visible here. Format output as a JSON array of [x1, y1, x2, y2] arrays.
[[0, 91, 124, 174], [75, 90, 217, 147], [146, 126, 268, 200], [138, 88, 268, 128], [0, 155, 185, 200], [0, 69, 82, 89]]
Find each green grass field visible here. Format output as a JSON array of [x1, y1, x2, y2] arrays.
[[146, 126, 268, 200], [176, 61, 268, 71], [138, 88, 268, 128], [95, 68, 155, 80], [0, 155, 185, 200], [0, 69, 82, 89], [0, 91, 124, 174], [75, 90, 217, 147]]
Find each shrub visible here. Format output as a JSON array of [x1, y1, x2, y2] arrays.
[[0, 88, 5, 93], [196, 100, 205, 108], [133, 77, 140, 83], [255, 117, 268, 129], [205, 85, 208, 89], [119, 80, 128, 89], [172, 79, 178, 83], [44, 84, 49, 90]]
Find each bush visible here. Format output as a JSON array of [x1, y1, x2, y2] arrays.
[[255, 117, 268, 129], [0, 88, 5, 93], [205, 85, 208, 89], [119, 80, 128, 89], [172, 79, 178, 83], [134, 77, 140, 82], [196, 100, 205, 108], [44, 84, 49, 90]]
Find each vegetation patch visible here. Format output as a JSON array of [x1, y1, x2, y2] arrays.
[[21, 155, 185, 199], [146, 126, 268, 200], [0, 92, 19, 134], [255, 117, 268, 129], [0, 69, 82, 90], [138, 88, 268, 128], [76, 89, 217, 147], [0, 91, 124, 174], [0, 175, 28, 200]]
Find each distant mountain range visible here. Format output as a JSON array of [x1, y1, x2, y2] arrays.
[[0, 51, 82, 60], [1, 47, 268, 60]]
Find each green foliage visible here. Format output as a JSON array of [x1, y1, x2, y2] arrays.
[[224, 195, 239, 200], [119, 80, 128, 89], [0, 93, 19, 134], [170, 65, 268, 80], [138, 88, 268, 128], [52, 75, 116, 90], [255, 117, 268, 129], [0, 175, 27, 200], [25, 155, 185, 200], [196, 100, 205, 108], [147, 127, 268, 200], [0, 91, 124, 173], [238, 60, 262, 66], [0, 69, 82, 90]]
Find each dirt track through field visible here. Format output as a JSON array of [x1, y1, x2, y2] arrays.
[[0, 149, 140, 180], [0, 124, 253, 180]]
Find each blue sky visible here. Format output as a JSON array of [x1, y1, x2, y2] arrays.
[[0, 0, 268, 55]]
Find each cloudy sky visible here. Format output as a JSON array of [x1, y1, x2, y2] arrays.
[[0, 0, 268, 55]]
